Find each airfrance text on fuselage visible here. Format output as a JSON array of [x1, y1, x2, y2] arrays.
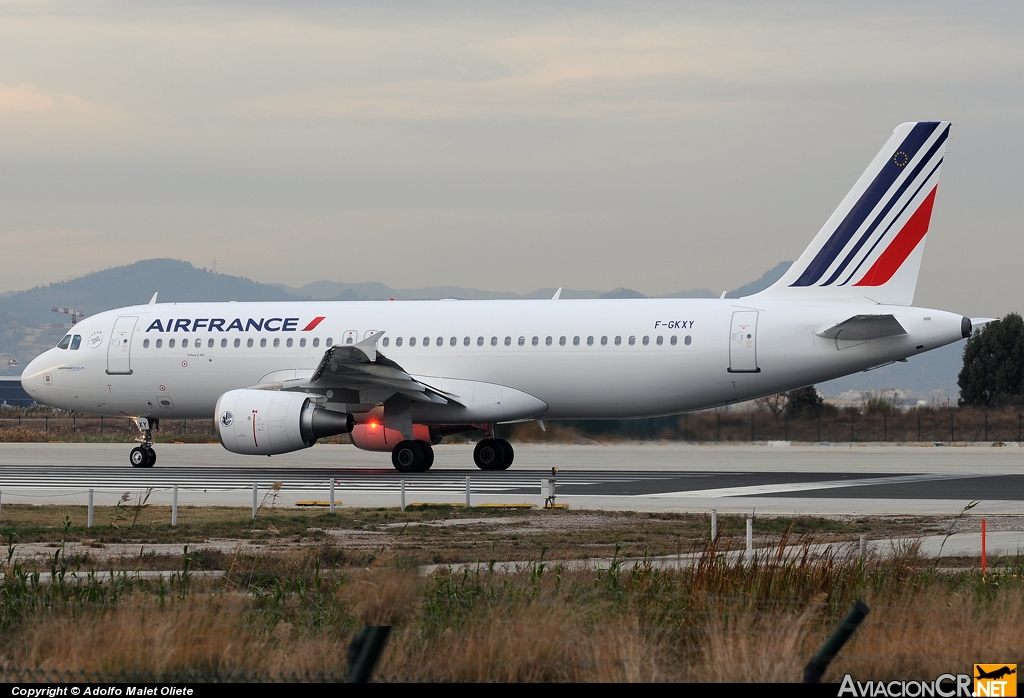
[[145, 317, 324, 333]]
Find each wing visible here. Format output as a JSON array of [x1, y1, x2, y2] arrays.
[[816, 314, 907, 342], [301, 333, 456, 405]]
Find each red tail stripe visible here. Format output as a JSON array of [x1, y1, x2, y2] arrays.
[[301, 316, 326, 331], [854, 187, 937, 287]]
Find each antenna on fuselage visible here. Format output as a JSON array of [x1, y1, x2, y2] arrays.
[[149, 292, 158, 305]]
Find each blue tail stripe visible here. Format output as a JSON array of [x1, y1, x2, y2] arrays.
[[791, 122, 940, 287], [837, 156, 943, 286], [821, 125, 949, 286]]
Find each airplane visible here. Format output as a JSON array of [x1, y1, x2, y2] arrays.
[[21, 121, 980, 472]]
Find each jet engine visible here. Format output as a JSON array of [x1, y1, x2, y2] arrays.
[[215, 389, 353, 456]]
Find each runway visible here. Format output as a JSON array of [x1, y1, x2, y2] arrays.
[[0, 442, 1022, 515]]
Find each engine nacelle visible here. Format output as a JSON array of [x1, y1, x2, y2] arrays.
[[215, 389, 353, 456], [350, 422, 436, 452]]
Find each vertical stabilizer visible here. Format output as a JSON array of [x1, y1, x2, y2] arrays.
[[754, 121, 950, 305]]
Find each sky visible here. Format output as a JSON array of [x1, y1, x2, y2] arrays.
[[2, 1, 1022, 318]]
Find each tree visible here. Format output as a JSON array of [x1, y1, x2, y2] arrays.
[[785, 386, 823, 417], [958, 313, 1024, 407], [756, 393, 787, 420]]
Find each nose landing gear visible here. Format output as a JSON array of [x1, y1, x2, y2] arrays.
[[130, 417, 158, 468]]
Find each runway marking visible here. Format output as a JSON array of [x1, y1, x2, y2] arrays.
[[637, 473, 976, 498]]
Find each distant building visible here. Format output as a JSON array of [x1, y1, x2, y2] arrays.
[[0, 377, 35, 407]]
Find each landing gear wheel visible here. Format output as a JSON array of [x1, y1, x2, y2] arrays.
[[496, 439, 514, 470], [392, 440, 425, 473], [130, 447, 154, 468], [473, 438, 507, 471], [418, 441, 435, 471]]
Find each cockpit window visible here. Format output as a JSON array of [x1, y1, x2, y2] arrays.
[[57, 335, 71, 349], [70, 335, 82, 350]]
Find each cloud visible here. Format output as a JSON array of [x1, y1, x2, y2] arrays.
[[0, 83, 110, 115]]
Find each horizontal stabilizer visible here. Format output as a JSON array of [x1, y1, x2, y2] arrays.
[[816, 314, 906, 341]]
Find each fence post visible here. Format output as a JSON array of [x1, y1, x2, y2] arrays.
[[784, 411, 788, 440], [751, 415, 755, 442], [883, 413, 887, 442], [100, 416, 104, 437], [716, 413, 721, 441], [172, 485, 178, 527], [746, 518, 753, 555], [981, 519, 987, 575], [45, 415, 48, 435], [465, 476, 471, 508], [850, 413, 855, 442], [87, 489, 94, 528], [0, 489, 3, 526], [817, 412, 821, 442], [859, 534, 867, 559], [400, 479, 406, 512], [252, 484, 258, 520], [711, 509, 717, 541], [950, 412, 954, 443], [804, 601, 870, 683], [917, 412, 921, 442], [984, 412, 989, 442], [330, 479, 335, 514], [1019, 413, 1022, 443]]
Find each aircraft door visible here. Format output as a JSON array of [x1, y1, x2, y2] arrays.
[[106, 316, 138, 375], [342, 330, 358, 345], [728, 311, 760, 373]]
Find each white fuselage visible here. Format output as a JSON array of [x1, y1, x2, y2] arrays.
[[21, 298, 966, 423]]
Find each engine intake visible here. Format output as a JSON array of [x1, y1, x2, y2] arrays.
[[215, 389, 353, 456]]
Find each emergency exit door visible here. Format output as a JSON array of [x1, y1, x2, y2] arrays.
[[728, 311, 760, 373]]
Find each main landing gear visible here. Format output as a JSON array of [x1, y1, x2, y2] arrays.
[[130, 417, 158, 468], [391, 440, 435, 473], [473, 438, 514, 471]]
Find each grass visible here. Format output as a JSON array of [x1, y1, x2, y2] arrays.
[[0, 529, 1020, 682]]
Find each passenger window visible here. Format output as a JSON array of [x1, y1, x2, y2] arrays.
[[260, 338, 267, 348], [657, 336, 663, 345], [156, 339, 163, 348], [545, 336, 552, 346], [587, 336, 594, 346], [246, 338, 253, 348], [143, 339, 150, 348], [685, 335, 692, 345], [615, 336, 621, 346], [182, 339, 189, 348], [642, 336, 649, 346], [396, 337, 403, 347], [423, 337, 430, 347], [518, 336, 525, 346], [477, 336, 484, 346], [313, 338, 320, 348], [450, 337, 457, 347], [326, 337, 333, 346], [559, 336, 566, 346], [532, 336, 539, 346], [670, 336, 677, 346], [273, 338, 280, 348], [600, 336, 607, 346], [491, 336, 498, 346], [209, 338, 214, 348], [409, 337, 417, 347], [505, 336, 512, 346], [286, 338, 292, 348], [169, 339, 176, 348], [70, 335, 82, 350], [463, 337, 470, 346], [221, 338, 227, 348], [382, 337, 389, 347], [629, 336, 635, 346], [233, 338, 240, 348], [300, 337, 307, 347], [57, 335, 71, 349], [438, 337, 444, 347], [573, 336, 580, 346]]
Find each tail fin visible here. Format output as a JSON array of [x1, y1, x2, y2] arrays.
[[755, 121, 950, 305]]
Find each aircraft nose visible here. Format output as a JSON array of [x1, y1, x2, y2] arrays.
[[21, 351, 52, 399]]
